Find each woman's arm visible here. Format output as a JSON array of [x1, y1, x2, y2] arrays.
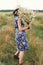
[[17, 19, 30, 31]]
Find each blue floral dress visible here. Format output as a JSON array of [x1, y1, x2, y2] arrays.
[[14, 16, 29, 51]]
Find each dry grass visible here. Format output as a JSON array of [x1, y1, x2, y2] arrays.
[[0, 10, 43, 65]]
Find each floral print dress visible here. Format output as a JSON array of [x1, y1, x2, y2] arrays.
[[14, 16, 29, 51]]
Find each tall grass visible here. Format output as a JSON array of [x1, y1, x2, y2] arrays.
[[31, 24, 43, 40], [0, 10, 43, 65], [34, 16, 43, 24]]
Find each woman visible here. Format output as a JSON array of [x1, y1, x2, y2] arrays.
[[13, 8, 30, 65]]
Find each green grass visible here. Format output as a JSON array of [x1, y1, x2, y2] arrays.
[[31, 24, 43, 40], [0, 12, 43, 65], [34, 16, 43, 24]]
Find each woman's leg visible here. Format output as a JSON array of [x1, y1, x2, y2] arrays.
[[14, 47, 19, 56], [14, 50, 19, 59], [14, 51, 19, 55], [18, 51, 24, 65]]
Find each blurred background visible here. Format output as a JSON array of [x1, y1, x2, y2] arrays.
[[0, 0, 43, 65], [0, 0, 43, 10]]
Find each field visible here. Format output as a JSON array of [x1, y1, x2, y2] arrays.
[[0, 11, 43, 65]]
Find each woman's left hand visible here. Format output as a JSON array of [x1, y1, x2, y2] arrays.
[[27, 24, 30, 29]]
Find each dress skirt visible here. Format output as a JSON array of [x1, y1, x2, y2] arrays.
[[15, 29, 29, 51]]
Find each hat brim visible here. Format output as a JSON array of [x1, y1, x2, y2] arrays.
[[13, 8, 19, 13]]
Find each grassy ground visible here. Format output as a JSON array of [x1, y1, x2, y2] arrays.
[[0, 12, 43, 65]]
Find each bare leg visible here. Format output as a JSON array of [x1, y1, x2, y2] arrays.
[[18, 51, 24, 65], [14, 51, 19, 55], [14, 50, 19, 59]]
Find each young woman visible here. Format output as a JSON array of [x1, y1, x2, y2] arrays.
[[13, 8, 30, 65]]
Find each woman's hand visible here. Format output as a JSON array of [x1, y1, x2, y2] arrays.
[[17, 19, 30, 31], [26, 24, 30, 29]]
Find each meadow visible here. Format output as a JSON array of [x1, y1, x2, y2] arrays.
[[0, 11, 43, 65]]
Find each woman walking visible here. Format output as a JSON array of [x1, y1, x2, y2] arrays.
[[13, 8, 30, 65]]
